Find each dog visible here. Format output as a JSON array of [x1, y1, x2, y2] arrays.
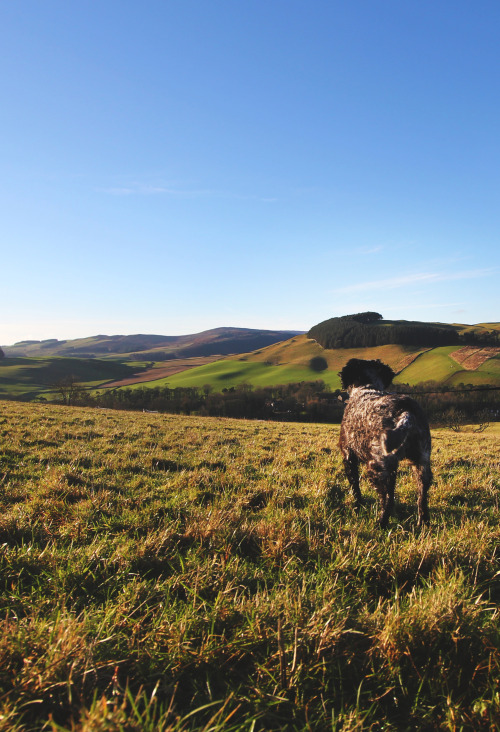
[[338, 358, 432, 528]]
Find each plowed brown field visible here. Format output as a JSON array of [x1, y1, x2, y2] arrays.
[[102, 356, 222, 387], [450, 346, 500, 370]]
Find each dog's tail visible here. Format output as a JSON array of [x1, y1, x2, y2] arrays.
[[382, 412, 413, 456]]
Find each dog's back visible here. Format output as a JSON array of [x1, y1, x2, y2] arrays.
[[340, 388, 431, 463], [338, 359, 432, 527]]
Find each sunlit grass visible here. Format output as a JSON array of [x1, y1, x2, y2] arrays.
[[0, 401, 499, 730]]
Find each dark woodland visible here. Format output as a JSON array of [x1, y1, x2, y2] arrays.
[[308, 312, 500, 349]]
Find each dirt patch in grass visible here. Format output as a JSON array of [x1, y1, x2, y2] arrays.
[[450, 346, 500, 370], [102, 356, 222, 387]]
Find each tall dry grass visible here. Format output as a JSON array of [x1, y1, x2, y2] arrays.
[[0, 401, 499, 730]]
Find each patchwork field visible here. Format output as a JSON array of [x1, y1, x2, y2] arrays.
[[151, 340, 431, 391], [400, 347, 500, 387], [154, 338, 500, 391], [450, 346, 500, 370], [0, 400, 499, 730]]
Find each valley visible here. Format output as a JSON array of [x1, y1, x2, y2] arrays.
[[1, 316, 499, 401]]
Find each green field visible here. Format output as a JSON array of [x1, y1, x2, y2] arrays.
[[0, 357, 138, 400], [127, 357, 341, 391], [457, 354, 500, 385], [1, 400, 499, 729], [394, 346, 462, 385]]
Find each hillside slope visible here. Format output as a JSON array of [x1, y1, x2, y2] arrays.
[[0, 357, 138, 400], [3, 327, 303, 360], [149, 335, 500, 390]]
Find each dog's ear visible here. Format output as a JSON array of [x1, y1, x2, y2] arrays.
[[371, 360, 395, 388]]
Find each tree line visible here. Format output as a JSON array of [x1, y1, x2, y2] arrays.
[[92, 381, 345, 422], [391, 382, 499, 429], [52, 376, 499, 428]]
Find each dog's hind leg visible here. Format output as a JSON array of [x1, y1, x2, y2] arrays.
[[343, 451, 364, 512], [413, 460, 432, 527], [367, 461, 397, 528]]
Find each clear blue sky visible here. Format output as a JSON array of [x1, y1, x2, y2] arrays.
[[2, 1, 499, 345]]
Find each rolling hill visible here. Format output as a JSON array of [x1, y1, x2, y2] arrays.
[[3, 327, 303, 360], [0, 327, 303, 400], [2, 317, 499, 399], [104, 336, 500, 392], [308, 312, 500, 349], [128, 317, 500, 391]]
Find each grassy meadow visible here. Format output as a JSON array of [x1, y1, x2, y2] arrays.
[[0, 358, 138, 401], [0, 400, 499, 730]]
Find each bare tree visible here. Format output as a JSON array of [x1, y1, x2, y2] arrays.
[[53, 375, 87, 406], [446, 408, 466, 432], [473, 409, 491, 433]]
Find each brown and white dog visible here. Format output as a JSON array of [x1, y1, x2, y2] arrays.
[[338, 358, 432, 528]]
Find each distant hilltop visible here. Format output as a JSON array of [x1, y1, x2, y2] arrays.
[[3, 327, 305, 360], [4, 315, 499, 361]]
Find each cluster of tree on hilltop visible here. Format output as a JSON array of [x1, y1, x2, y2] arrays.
[[308, 313, 499, 349]]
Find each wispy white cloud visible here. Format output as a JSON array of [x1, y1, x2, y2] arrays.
[[389, 302, 465, 311], [98, 187, 135, 195], [334, 268, 496, 294], [356, 245, 384, 255], [97, 181, 277, 202], [97, 183, 211, 197]]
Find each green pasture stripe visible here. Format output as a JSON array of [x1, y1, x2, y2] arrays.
[[396, 346, 461, 385], [121, 358, 342, 390]]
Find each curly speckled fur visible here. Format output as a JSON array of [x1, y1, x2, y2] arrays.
[[338, 359, 432, 528]]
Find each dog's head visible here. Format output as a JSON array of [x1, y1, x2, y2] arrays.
[[340, 358, 395, 392]]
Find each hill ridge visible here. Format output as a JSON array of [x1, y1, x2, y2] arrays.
[[3, 327, 304, 360]]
